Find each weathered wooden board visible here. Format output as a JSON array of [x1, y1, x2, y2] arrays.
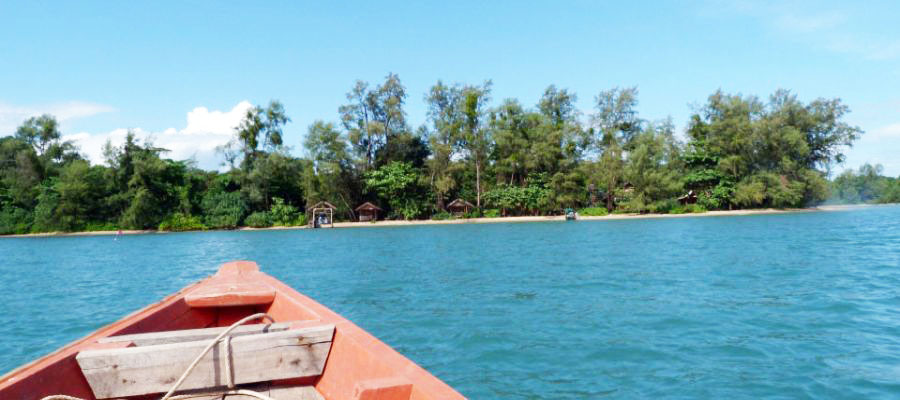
[[97, 321, 301, 346], [167, 383, 324, 400], [269, 384, 326, 400], [76, 325, 334, 399]]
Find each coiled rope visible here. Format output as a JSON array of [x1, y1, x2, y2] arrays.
[[41, 313, 279, 400]]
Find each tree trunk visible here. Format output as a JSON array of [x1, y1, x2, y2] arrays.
[[475, 158, 482, 209], [606, 181, 614, 212]]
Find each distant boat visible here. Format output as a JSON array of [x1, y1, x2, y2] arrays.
[[0, 261, 465, 400]]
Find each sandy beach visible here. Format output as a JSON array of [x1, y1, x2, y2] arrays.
[[1, 205, 873, 238]]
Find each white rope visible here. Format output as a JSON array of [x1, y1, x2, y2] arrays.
[[41, 313, 277, 400], [224, 335, 235, 389], [160, 313, 274, 400], [168, 389, 278, 400]]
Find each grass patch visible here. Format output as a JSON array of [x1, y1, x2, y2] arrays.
[[669, 204, 708, 214], [578, 207, 609, 217], [158, 213, 207, 232]]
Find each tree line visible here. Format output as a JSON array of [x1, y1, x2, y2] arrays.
[[1, 73, 890, 234]]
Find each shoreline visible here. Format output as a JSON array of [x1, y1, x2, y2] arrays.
[[2, 205, 877, 238]]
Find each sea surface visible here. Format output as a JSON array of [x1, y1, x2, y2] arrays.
[[1, 206, 899, 399]]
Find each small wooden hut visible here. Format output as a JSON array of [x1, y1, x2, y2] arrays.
[[446, 199, 475, 217], [355, 202, 382, 222], [677, 190, 698, 205], [308, 201, 337, 228]]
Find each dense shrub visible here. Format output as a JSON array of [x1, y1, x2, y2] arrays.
[[463, 209, 485, 218], [482, 209, 501, 218], [669, 204, 708, 214], [0, 206, 32, 235], [431, 211, 453, 220], [269, 197, 299, 226], [83, 222, 118, 232], [647, 199, 677, 214], [202, 191, 247, 229], [578, 207, 609, 216], [293, 213, 308, 226], [159, 213, 207, 232], [244, 211, 273, 228]]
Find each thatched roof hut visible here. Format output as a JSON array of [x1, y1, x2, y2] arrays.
[[309, 201, 337, 210], [446, 199, 474, 216], [355, 202, 382, 222], [678, 190, 698, 205]]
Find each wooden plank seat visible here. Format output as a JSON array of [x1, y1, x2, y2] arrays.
[[97, 321, 303, 346], [169, 382, 325, 400], [75, 323, 335, 399]]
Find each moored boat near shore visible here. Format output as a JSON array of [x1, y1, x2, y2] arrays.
[[0, 261, 465, 400]]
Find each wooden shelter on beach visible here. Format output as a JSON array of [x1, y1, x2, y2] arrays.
[[355, 202, 382, 222], [308, 201, 337, 228], [446, 199, 474, 217], [678, 190, 698, 205]]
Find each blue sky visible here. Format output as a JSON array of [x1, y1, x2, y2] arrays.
[[1, 1, 898, 174]]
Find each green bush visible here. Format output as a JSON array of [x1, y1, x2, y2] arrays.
[[201, 191, 247, 229], [83, 222, 119, 232], [0, 206, 32, 235], [648, 199, 677, 214], [483, 209, 501, 218], [669, 204, 708, 214], [463, 210, 482, 219], [270, 197, 299, 226], [159, 213, 207, 232], [431, 211, 453, 220], [578, 207, 609, 216], [292, 213, 308, 226], [244, 211, 273, 228]]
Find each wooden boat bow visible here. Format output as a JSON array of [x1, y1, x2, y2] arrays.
[[0, 261, 465, 400]]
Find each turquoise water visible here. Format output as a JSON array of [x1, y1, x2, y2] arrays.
[[2, 206, 900, 399]]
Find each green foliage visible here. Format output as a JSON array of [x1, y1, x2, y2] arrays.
[[269, 197, 299, 226], [201, 190, 247, 229], [293, 213, 308, 226], [159, 213, 207, 232], [482, 208, 501, 218], [0, 206, 32, 235], [0, 83, 877, 235], [31, 182, 60, 232], [697, 180, 735, 210], [685, 89, 861, 209], [244, 211, 273, 228], [830, 163, 898, 204], [431, 211, 453, 220], [462, 210, 481, 219], [82, 222, 118, 232], [669, 204, 708, 214], [623, 122, 684, 212], [878, 179, 900, 204], [578, 207, 609, 216], [483, 179, 551, 216], [364, 161, 430, 219]]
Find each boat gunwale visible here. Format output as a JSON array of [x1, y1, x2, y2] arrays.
[[0, 278, 206, 387]]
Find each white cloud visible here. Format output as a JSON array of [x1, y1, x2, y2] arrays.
[[182, 102, 253, 136], [0, 101, 115, 134], [63, 101, 253, 170], [869, 123, 900, 140], [702, 1, 900, 60]]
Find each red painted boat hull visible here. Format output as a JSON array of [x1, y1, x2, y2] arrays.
[[0, 261, 465, 400]]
